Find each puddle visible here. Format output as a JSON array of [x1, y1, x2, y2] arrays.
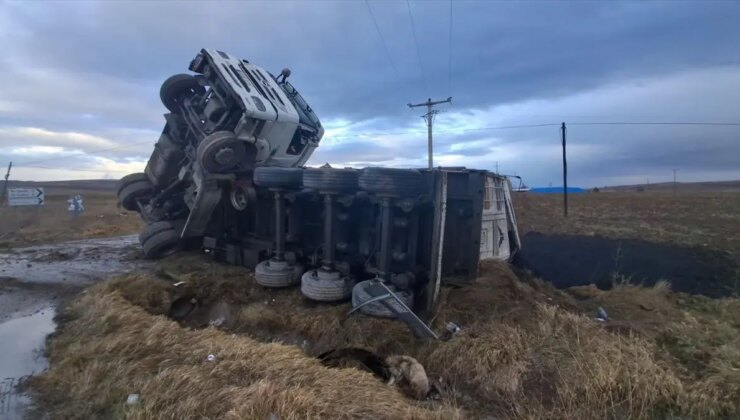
[[0, 235, 151, 286], [0, 307, 56, 419], [516, 232, 740, 297]]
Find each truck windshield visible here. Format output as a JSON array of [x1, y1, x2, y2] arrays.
[[278, 81, 321, 131]]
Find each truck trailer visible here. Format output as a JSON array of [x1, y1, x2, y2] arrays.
[[117, 49, 520, 337]]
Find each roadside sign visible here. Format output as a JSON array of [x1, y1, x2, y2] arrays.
[[68, 195, 85, 217], [8, 187, 45, 206]]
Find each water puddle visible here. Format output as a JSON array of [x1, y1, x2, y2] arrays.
[[0, 307, 56, 419], [0, 235, 146, 286], [516, 232, 740, 297]]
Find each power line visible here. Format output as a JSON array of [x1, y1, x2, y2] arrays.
[[328, 120, 740, 140], [406, 0, 428, 94], [364, 0, 400, 80], [331, 122, 560, 139], [13, 164, 130, 174], [448, 0, 453, 93], [567, 122, 740, 126], [12, 139, 153, 167]]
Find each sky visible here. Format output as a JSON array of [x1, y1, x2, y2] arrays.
[[1, 0, 739, 187]]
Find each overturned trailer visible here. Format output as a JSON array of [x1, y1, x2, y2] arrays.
[[118, 49, 519, 337]]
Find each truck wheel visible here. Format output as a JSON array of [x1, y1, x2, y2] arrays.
[[254, 259, 304, 288], [196, 131, 250, 173], [352, 280, 414, 318], [253, 167, 303, 189], [139, 221, 182, 259], [117, 173, 154, 211], [303, 168, 359, 193], [301, 269, 354, 302], [359, 167, 423, 196], [160, 74, 204, 114]]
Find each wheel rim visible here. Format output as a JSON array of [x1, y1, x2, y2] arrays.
[[199, 136, 245, 172], [230, 186, 248, 211]]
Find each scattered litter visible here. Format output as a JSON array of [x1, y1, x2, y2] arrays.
[[207, 354, 216, 362], [172, 281, 187, 287], [440, 322, 461, 341], [595, 306, 608, 322], [639, 303, 654, 311], [207, 301, 237, 329], [126, 394, 140, 405]]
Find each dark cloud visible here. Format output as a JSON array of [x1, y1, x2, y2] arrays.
[[0, 0, 739, 184]]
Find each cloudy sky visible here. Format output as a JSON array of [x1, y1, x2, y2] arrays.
[[1, 0, 739, 187]]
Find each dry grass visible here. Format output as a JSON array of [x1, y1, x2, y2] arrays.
[[0, 190, 142, 249], [514, 191, 740, 258], [28, 256, 740, 419], [21, 190, 740, 418], [29, 285, 458, 419]]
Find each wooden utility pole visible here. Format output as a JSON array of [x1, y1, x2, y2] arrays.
[[561, 123, 568, 217], [1, 161, 11, 207], [408, 97, 452, 169]]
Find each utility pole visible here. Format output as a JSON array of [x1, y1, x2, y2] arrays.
[[561, 122, 568, 217], [673, 168, 678, 195], [1, 161, 12, 207], [408, 97, 452, 169]]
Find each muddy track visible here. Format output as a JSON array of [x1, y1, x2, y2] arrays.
[[0, 235, 153, 419]]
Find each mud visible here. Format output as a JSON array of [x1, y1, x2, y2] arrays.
[[516, 232, 740, 297], [0, 308, 55, 419], [0, 235, 153, 418]]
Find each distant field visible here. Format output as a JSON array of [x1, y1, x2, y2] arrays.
[[514, 190, 740, 258], [3, 179, 119, 193], [0, 189, 141, 248]]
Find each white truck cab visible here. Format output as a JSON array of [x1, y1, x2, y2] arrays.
[[189, 49, 324, 170]]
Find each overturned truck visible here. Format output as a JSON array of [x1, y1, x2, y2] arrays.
[[118, 49, 520, 338]]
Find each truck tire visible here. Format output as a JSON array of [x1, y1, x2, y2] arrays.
[[139, 220, 182, 259], [196, 131, 247, 173], [303, 168, 359, 193], [352, 280, 414, 318], [254, 259, 304, 288], [253, 167, 303, 189], [358, 167, 423, 196], [117, 173, 154, 211], [301, 269, 354, 302], [160, 74, 204, 114]]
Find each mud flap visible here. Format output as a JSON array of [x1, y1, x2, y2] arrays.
[[349, 280, 439, 340]]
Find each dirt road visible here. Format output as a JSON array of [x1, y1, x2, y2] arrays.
[[0, 235, 151, 418]]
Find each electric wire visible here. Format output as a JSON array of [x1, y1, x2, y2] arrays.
[[13, 140, 152, 167], [13, 164, 131, 174], [364, 0, 400, 81], [448, 0, 453, 93], [566, 122, 740, 126], [406, 0, 429, 94], [328, 120, 740, 139]]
